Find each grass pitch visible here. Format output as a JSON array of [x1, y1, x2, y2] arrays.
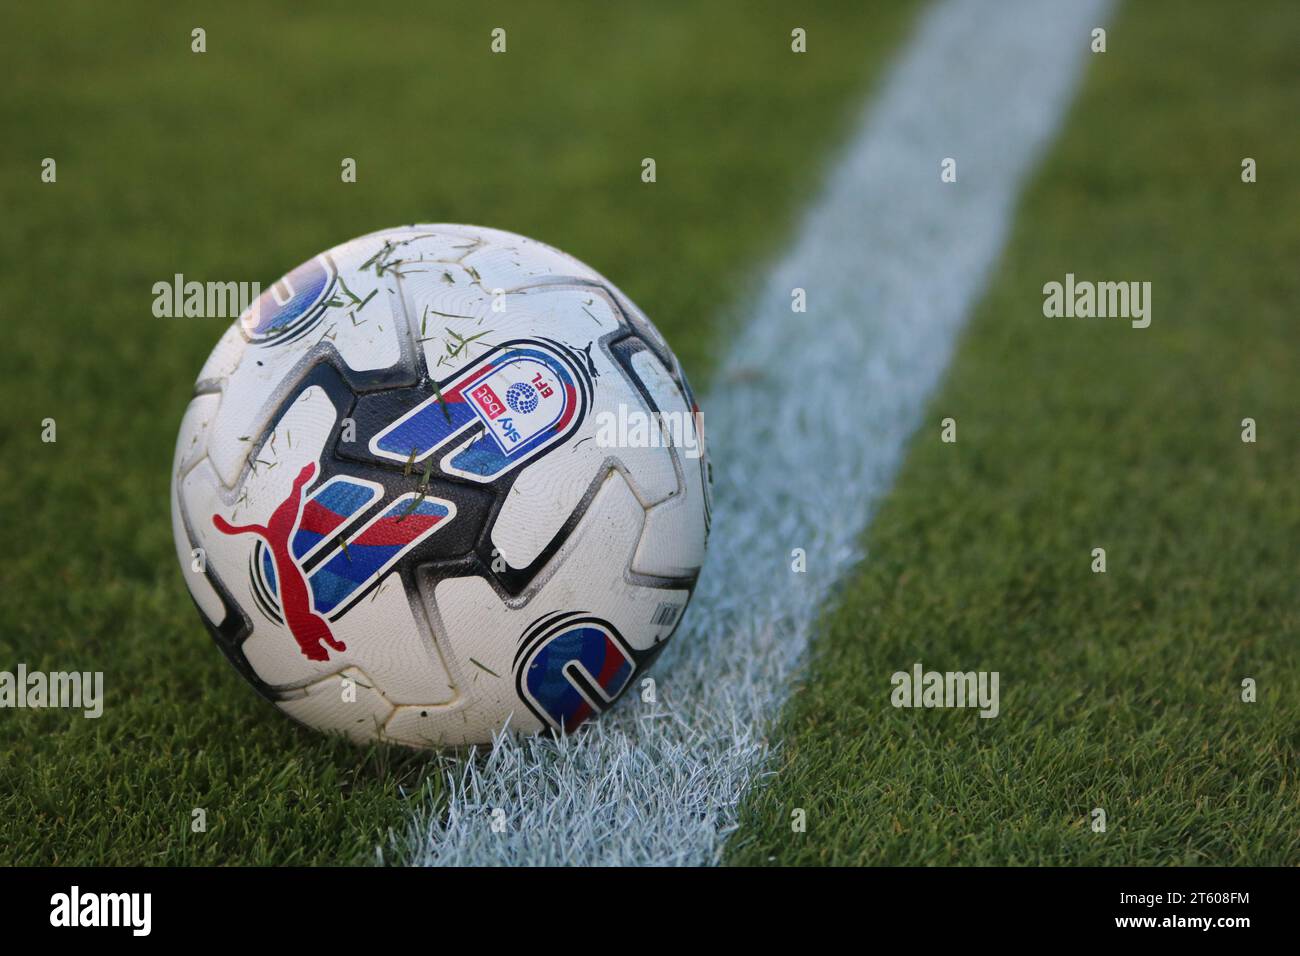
[[727, 0, 1300, 866], [0, 1, 919, 865]]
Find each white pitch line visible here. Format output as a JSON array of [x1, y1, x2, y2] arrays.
[[400, 0, 1113, 866]]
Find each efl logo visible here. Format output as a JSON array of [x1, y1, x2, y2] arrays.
[[370, 338, 590, 482]]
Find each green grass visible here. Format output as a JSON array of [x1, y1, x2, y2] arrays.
[[0, 0, 920, 864], [727, 0, 1300, 866]]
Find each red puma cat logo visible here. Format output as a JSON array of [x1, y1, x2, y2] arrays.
[[213, 462, 346, 662]]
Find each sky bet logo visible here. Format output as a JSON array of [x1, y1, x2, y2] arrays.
[[50, 886, 151, 936]]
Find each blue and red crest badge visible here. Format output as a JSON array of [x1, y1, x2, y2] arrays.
[[369, 338, 589, 482]]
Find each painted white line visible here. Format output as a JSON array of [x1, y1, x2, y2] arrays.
[[401, 0, 1112, 866]]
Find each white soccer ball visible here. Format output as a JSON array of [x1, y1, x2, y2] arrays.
[[171, 225, 711, 747]]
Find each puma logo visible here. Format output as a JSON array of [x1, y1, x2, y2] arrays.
[[213, 462, 346, 662]]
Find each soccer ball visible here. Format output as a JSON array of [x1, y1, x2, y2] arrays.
[[170, 225, 711, 747]]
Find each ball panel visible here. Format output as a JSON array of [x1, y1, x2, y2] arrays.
[[276, 667, 395, 744], [634, 493, 708, 579], [438, 222, 606, 286], [196, 324, 247, 387], [178, 458, 248, 629], [625, 349, 708, 578], [382, 704, 506, 749], [325, 570, 456, 706], [401, 575, 543, 746], [171, 395, 224, 623]]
